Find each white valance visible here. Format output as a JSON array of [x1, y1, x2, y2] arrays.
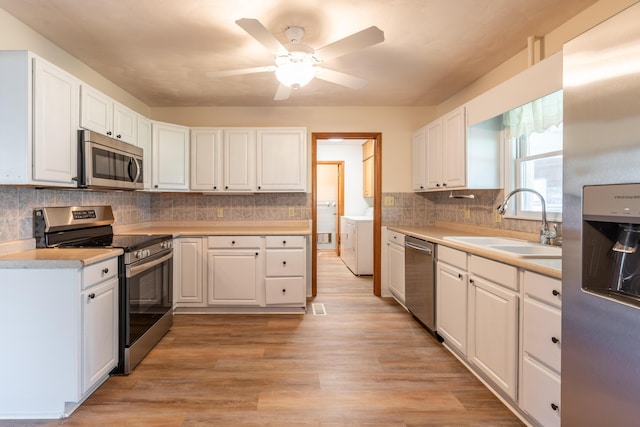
[[503, 90, 563, 139]]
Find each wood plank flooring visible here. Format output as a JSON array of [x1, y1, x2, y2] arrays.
[[2, 253, 523, 426]]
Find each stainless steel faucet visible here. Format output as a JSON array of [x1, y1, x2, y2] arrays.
[[497, 188, 557, 245]]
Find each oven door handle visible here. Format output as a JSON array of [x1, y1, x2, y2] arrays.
[[127, 251, 173, 278]]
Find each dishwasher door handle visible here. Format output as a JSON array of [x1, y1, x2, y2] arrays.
[[405, 241, 433, 254]]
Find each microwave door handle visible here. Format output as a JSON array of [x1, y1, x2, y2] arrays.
[[128, 157, 140, 183], [132, 157, 141, 183]]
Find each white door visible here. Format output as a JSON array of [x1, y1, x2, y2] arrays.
[[207, 250, 261, 305], [425, 120, 442, 190], [82, 278, 118, 394], [223, 128, 255, 191], [152, 121, 190, 190], [80, 84, 113, 137], [33, 57, 79, 185], [436, 262, 468, 355], [256, 128, 306, 191], [387, 241, 405, 303], [174, 238, 205, 304], [412, 127, 427, 191], [113, 103, 137, 144], [191, 128, 221, 191], [442, 107, 466, 188]]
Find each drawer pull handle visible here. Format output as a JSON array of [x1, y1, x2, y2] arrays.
[[282, 240, 287, 246], [469, 279, 474, 284], [102, 268, 109, 275], [458, 273, 462, 279], [255, 252, 259, 256], [282, 289, 286, 294], [231, 240, 236, 245], [551, 403, 559, 412], [551, 336, 560, 344], [282, 261, 287, 266], [88, 293, 96, 300], [552, 289, 560, 296]]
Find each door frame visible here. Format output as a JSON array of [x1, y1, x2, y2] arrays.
[[311, 132, 382, 297], [316, 161, 344, 257]]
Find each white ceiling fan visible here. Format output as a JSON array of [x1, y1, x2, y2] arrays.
[[209, 18, 385, 100]]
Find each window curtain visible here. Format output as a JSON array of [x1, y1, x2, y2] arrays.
[[503, 90, 563, 139]]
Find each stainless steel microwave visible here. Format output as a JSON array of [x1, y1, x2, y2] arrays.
[[78, 130, 143, 190]]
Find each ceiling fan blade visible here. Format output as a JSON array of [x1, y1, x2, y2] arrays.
[[315, 68, 368, 89], [207, 66, 275, 78], [315, 26, 384, 61], [274, 83, 292, 100], [236, 18, 288, 55]]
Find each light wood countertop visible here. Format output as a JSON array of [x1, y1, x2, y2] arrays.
[[0, 248, 123, 269], [388, 224, 562, 279]]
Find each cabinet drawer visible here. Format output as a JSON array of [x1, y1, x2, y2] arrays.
[[386, 230, 405, 245], [265, 249, 305, 276], [265, 277, 306, 305], [438, 245, 467, 270], [82, 257, 118, 289], [524, 297, 561, 372], [522, 357, 561, 427], [469, 255, 517, 291], [208, 236, 261, 249], [265, 235, 306, 248], [524, 271, 562, 308]]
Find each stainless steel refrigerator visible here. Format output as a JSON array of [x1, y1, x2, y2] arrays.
[[563, 2, 640, 425]]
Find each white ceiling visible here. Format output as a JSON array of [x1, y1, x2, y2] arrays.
[[0, 0, 598, 107]]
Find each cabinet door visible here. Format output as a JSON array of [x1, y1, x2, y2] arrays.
[[387, 242, 405, 303], [113, 103, 137, 144], [223, 128, 255, 191], [80, 84, 113, 137], [191, 128, 221, 191], [207, 250, 262, 305], [442, 107, 466, 189], [256, 128, 306, 191], [82, 277, 118, 394], [469, 275, 518, 400], [33, 57, 79, 185], [137, 115, 152, 190], [174, 238, 205, 305], [363, 156, 374, 197], [425, 120, 442, 189], [522, 357, 561, 427], [412, 127, 427, 191], [152, 121, 190, 190], [436, 262, 468, 355]]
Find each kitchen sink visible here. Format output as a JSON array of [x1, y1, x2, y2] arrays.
[[443, 236, 562, 259]]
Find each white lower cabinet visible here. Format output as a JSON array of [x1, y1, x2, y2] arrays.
[[0, 256, 119, 419], [468, 255, 519, 400], [173, 237, 206, 306], [386, 230, 405, 304], [264, 236, 306, 306], [207, 236, 263, 306], [522, 271, 562, 427], [436, 246, 468, 356]]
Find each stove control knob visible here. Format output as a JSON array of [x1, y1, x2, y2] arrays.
[[145, 249, 151, 258], [135, 250, 143, 259]]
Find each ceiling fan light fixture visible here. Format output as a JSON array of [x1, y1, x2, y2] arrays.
[[275, 53, 316, 89]]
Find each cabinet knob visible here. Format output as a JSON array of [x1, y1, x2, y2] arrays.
[[88, 293, 96, 300], [469, 279, 474, 284], [442, 183, 447, 187], [107, 131, 112, 136], [225, 186, 229, 190], [231, 240, 236, 245], [102, 268, 109, 275], [154, 185, 159, 188], [282, 288, 287, 294], [552, 289, 560, 296], [213, 186, 217, 190], [255, 252, 259, 256], [420, 186, 424, 189], [116, 134, 122, 139], [258, 186, 261, 190], [436, 183, 441, 187], [551, 336, 560, 344], [458, 273, 462, 279], [282, 240, 287, 246], [282, 261, 287, 266], [551, 403, 559, 412]]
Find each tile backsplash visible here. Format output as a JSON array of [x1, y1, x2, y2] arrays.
[[0, 185, 551, 245]]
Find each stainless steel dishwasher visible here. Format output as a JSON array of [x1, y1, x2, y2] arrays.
[[404, 235, 438, 337]]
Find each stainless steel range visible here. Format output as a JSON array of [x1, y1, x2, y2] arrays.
[[34, 206, 173, 374]]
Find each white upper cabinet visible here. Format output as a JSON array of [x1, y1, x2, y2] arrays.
[[223, 128, 256, 192], [80, 84, 137, 145], [190, 128, 222, 191], [413, 105, 501, 192], [0, 51, 79, 187], [136, 115, 152, 190], [256, 128, 307, 192], [152, 121, 190, 191]]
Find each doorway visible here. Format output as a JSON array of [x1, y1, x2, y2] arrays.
[[316, 161, 344, 256], [311, 132, 382, 297]]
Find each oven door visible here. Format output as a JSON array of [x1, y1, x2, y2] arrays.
[[124, 250, 173, 346]]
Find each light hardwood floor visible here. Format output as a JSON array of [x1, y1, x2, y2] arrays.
[[3, 253, 523, 426]]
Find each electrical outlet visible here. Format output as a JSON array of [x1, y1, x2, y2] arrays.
[[464, 207, 471, 219], [495, 213, 502, 223], [217, 208, 223, 218], [384, 196, 395, 206], [288, 207, 295, 217]]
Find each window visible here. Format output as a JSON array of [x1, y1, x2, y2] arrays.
[[503, 90, 563, 221]]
